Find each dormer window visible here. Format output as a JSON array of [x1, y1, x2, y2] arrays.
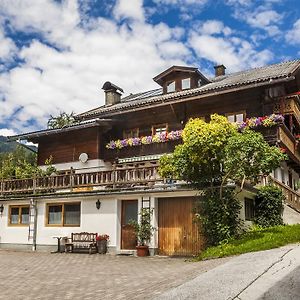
[[153, 66, 210, 95], [182, 78, 191, 90], [167, 81, 175, 93]]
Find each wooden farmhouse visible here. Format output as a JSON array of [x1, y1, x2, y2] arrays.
[[1, 60, 300, 256]]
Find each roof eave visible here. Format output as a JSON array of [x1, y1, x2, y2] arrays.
[[8, 119, 115, 141]]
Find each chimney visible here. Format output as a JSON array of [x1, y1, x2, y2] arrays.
[[214, 64, 226, 77], [102, 81, 124, 106]]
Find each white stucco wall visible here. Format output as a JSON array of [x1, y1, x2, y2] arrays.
[[0, 196, 118, 248], [274, 162, 300, 191], [39, 159, 112, 173], [0, 188, 264, 251]]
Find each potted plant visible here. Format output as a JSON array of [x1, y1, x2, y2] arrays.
[[96, 234, 109, 254], [129, 208, 155, 257]]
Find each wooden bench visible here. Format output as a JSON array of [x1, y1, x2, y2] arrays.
[[65, 232, 97, 254]]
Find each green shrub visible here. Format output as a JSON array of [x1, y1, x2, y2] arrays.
[[195, 188, 242, 246], [254, 185, 284, 227]]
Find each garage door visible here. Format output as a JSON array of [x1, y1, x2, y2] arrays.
[[158, 197, 204, 256]]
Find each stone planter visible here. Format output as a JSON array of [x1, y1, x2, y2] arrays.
[[97, 240, 108, 254]]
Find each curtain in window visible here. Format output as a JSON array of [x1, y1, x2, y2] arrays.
[[10, 207, 19, 224], [48, 205, 62, 224], [21, 207, 29, 224], [64, 204, 80, 225]]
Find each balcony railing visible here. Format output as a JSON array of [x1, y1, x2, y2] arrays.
[[0, 166, 163, 196], [256, 124, 300, 164], [269, 177, 300, 213], [273, 96, 300, 125]]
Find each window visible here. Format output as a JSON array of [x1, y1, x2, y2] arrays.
[[226, 112, 245, 123], [123, 128, 139, 139], [9, 205, 29, 226], [182, 78, 191, 90], [281, 168, 285, 184], [167, 81, 175, 93], [46, 203, 80, 227], [152, 123, 168, 135], [244, 198, 255, 221]]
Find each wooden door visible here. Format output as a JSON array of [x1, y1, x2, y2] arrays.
[[121, 200, 138, 249], [158, 197, 204, 256]]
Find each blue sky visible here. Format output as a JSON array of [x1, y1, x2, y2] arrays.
[[0, 0, 299, 136]]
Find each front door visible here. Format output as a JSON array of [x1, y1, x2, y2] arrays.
[[121, 200, 138, 249]]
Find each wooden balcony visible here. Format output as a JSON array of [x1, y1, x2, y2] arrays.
[[103, 140, 181, 161], [0, 166, 163, 197], [270, 178, 300, 213], [256, 124, 300, 167], [273, 96, 300, 125]]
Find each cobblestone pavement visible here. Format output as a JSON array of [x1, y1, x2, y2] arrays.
[[0, 250, 228, 300]]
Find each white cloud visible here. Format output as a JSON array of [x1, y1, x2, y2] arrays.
[[226, 1, 284, 38], [189, 32, 273, 72], [0, 0, 277, 135], [113, 0, 144, 22], [199, 20, 232, 36], [245, 9, 283, 36], [0, 27, 17, 61], [153, 0, 208, 15], [0, 128, 17, 137], [286, 19, 300, 45], [0, 0, 190, 133]]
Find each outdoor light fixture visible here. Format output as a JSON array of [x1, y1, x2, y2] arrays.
[[0, 204, 4, 215], [96, 199, 101, 210]]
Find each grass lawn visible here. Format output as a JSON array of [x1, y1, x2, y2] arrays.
[[198, 224, 300, 260]]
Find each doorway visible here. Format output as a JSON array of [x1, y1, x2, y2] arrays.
[[121, 200, 138, 249]]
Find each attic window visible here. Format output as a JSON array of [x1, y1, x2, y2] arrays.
[[167, 81, 175, 93], [182, 78, 191, 90]]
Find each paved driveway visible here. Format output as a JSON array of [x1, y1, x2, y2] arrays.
[[0, 251, 227, 300]]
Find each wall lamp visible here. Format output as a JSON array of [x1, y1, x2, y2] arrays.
[[96, 200, 101, 210], [0, 204, 4, 215]]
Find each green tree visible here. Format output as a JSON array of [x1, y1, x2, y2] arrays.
[[159, 114, 286, 245], [254, 185, 284, 227], [47, 112, 75, 129], [0, 146, 56, 180]]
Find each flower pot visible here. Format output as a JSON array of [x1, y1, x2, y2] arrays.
[[136, 245, 149, 257], [97, 240, 108, 254]]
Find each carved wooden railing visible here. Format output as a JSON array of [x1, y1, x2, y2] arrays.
[[273, 96, 300, 125], [256, 124, 300, 163], [0, 166, 162, 196], [269, 177, 300, 213]]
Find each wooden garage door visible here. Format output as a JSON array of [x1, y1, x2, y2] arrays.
[[158, 197, 204, 256]]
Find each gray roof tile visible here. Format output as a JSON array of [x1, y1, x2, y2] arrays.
[[76, 59, 300, 119]]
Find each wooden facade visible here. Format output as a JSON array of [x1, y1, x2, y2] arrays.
[[37, 127, 100, 165]]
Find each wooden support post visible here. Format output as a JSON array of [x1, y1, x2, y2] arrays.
[[0, 180, 3, 197], [70, 167, 74, 192], [112, 163, 116, 189], [33, 176, 36, 195]]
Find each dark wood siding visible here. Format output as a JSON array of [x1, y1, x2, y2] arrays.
[[37, 127, 100, 165]]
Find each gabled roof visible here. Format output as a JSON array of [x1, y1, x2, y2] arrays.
[[76, 59, 300, 120], [153, 65, 210, 86]]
